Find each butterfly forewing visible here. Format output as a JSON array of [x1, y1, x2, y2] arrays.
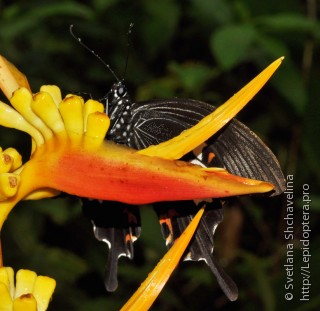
[[129, 99, 213, 148]]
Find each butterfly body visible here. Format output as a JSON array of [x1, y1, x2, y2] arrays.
[[106, 82, 133, 145]]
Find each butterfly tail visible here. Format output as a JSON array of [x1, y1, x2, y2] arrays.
[[82, 201, 141, 292]]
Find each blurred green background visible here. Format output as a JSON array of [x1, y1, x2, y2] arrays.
[[0, 0, 320, 310]]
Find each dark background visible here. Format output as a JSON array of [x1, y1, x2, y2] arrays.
[[0, 0, 319, 310]]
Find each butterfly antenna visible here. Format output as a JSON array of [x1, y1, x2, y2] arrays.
[[69, 24, 120, 82], [123, 22, 134, 79]]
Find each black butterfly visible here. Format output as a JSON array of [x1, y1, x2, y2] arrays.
[[82, 80, 286, 301]]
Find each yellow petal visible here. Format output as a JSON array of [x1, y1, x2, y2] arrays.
[[84, 112, 110, 148], [0, 152, 13, 174], [3, 148, 22, 172], [15, 270, 37, 298], [121, 206, 205, 311], [13, 294, 37, 311], [83, 99, 104, 132], [139, 57, 284, 159], [59, 95, 84, 136], [24, 188, 60, 200], [0, 267, 14, 296], [40, 85, 62, 106], [6, 268, 14, 299], [0, 55, 31, 100], [32, 276, 56, 311], [0, 283, 13, 311], [10, 88, 53, 141], [31, 92, 65, 136], [0, 173, 20, 201], [0, 101, 44, 146]]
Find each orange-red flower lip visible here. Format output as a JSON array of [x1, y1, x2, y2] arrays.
[[42, 143, 274, 204]]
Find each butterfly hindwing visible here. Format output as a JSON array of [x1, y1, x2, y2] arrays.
[[82, 200, 141, 291], [154, 200, 238, 301], [202, 119, 286, 195]]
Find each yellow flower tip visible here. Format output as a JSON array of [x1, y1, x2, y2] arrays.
[[0, 173, 20, 201], [33, 276, 56, 311], [15, 269, 37, 298], [10, 88, 52, 143], [83, 99, 105, 132], [32, 91, 66, 136], [39, 85, 62, 106], [10, 87, 33, 115], [139, 57, 284, 160], [0, 152, 13, 173], [0, 268, 56, 311], [84, 112, 110, 147], [0, 266, 14, 296], [13, 294, 37, 311], [59, 95, 85, 136], [0, 55, 31, 100], [10, 86, 32, 104], [2, 148, 23, 172]]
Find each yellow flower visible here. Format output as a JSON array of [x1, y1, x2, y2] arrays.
[[0, 267, 56, 311]]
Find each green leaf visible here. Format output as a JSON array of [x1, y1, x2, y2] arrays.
[[136, 76, 179, 100], [32, 245, 88, 282], [256, 34, 290, 58], [168, 62, 217, 94], [256, 13, 319, 34], [140, 0, 180, 57], [254, 36, 307, 114], [210, 24, 257, 70], [239, 252, 275, 311], [33, 197, 81, 225], [92, 0, 118, 12], [270, 59, 307, 115], [301, 77, 320, 177], [0, 2, 93, 39], [190, 0, 233, 25]]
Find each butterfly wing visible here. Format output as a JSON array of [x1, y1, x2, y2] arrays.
[[129, 99, 215, 149], [128, 98, 285, 300], [203, 119, 285, 195], [131, 98, 285, 193], [154, 200, 239, 301], [82, 200, 141, 292]]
